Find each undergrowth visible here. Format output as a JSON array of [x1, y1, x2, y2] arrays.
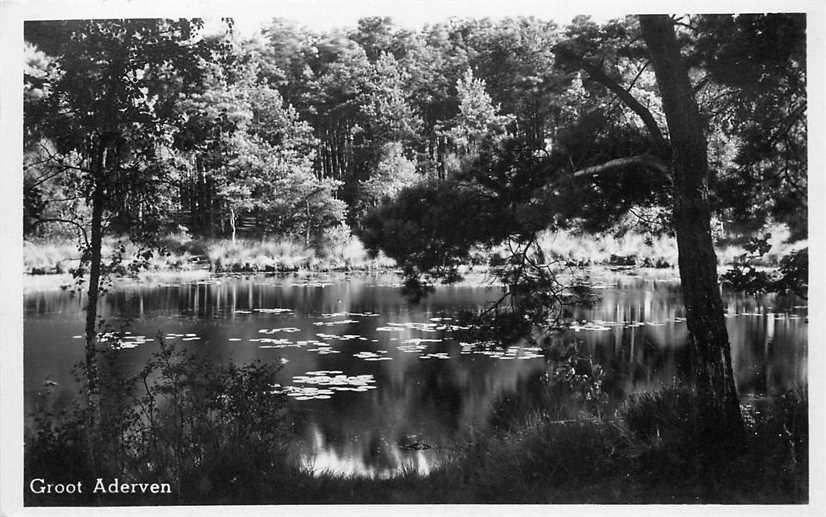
[[26, 340, 808, 505]]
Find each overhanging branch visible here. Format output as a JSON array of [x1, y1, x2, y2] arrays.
[[27, 218, 90, 247], [581, 62, 670, 156], [572, 153, 670, 178]]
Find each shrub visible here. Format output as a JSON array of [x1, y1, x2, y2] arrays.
[[621, 385, 698, 446], [25, 338, 291, 504]]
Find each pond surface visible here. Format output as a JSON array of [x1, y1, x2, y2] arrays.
[[24, 270, 807, 478]]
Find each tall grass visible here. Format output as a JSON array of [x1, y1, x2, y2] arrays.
[[534, 228, 680, 267], [202, 238, 315, 272], [24, 231, 397, 276], [194, 234, 395, 272], [24, 237, 168, 275], [24, 238, 82, 274], [532, 221, 804, 269], [23, 222, 804, 276]]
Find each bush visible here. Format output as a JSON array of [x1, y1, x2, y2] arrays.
[[25, 339, 292, 504], [487, 343, 610, 431], [621, 385, 698, 446], [516, 418, 619, 486]]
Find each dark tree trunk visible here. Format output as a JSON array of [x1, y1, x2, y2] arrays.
[[229, 206, 237, 244], [305, 199, 311, 247], [209, 178, 216, 238], [84, 181, 104, 395], [84, 141, 108, 395], [83, 143, 106, 476], [639, 15, 743, 436]]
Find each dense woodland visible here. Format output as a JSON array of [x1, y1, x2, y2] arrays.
[[22, 14, 808, 503], [24, 15, 805, 246]]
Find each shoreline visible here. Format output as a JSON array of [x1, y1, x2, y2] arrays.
[[25, 263, 737, 294], [23, 229, 800, 293]]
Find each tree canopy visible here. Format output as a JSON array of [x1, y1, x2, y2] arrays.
[[26, 15, 804, 250]]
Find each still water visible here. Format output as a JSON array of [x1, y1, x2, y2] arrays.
[[24, 270, 807, 478]]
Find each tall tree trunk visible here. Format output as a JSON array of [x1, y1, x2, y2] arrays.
[[209, 179, 216, 238], [305, 199, 311, 247], [83, 144, 106, 476], [85, 183, 104, 396], [229, 206, 237, 244], [639, 15, 742, 436]]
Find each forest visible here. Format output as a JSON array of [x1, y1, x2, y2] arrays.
[[21, 13, 808, 505]]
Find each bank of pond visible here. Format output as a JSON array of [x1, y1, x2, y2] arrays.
[[23, 225, 807, 276]]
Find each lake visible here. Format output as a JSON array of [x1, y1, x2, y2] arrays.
[[24, 269, 808, 479]]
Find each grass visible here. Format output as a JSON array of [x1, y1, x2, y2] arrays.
[[23, 222, 805, 279], [24, 239, 82, 275], [527, 221, 806, 269], [534, 228, 680, 267], [24, 231, 396, 276]]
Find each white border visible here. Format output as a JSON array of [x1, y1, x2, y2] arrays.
[[1, 1, 824, 516]]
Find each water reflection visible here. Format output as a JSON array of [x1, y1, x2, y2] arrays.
[[24, 271, 807, 478], [300, 423, 433, 479]]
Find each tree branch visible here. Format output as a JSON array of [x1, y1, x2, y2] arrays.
[[26, 143, 95, 188], [26, 166, 73, 189], [627, 61, 650, 91], [581, 62, 670, 156], [27, 218, 90, 247], [571, 153, 670, 178], [692, 74, 712, 94], [44, 195, 87, 203]]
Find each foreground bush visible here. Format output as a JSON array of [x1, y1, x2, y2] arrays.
[[433, 382, 808, 504], [25, 340, 293, 505]]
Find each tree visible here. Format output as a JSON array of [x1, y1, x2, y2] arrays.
[[558, 14, 804, 436], [637, 15, 742, 435], [693, 14, 806, 240], [24, 19, 223, 471], [361, 136, 571, 325], [361, 14, 811, 440], [394, 21, 472, 177], [359, 52, 423, 155], [358, 141, 421, 209], [530, 14, 746, 435], [171, 57, 256, 238], [461, 17, 561, 148], [439, 68, 514, 172], [349, 17, 397, 61], [172, 52, 344, 244]]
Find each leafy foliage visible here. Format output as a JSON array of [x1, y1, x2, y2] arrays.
[[23, 19, 225, 255], [25, 15, 805, 256], [693, 14, 807, 240], [358, 141, 421, 210], [440, 68, 514, 166], [26, 339, 290, 503], [722, 245, 808, 297]]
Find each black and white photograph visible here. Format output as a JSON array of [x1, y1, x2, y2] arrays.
[[1, 0, 823, 512]]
